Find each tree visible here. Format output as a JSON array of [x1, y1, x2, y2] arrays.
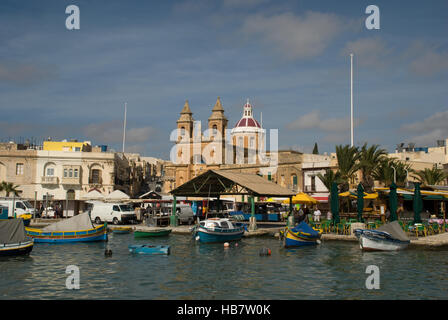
[[358, 143, 388, 192], [413, 167, 447, 186], [0, 181, 21, 197], [316, 169, 343, 191], [335, 144, 361, 191], [372, 159, 412, 188], [312, 143, 319, 154]]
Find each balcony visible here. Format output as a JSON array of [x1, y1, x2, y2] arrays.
[[62, 176, 81, 185], [41, 176, 59, 185]]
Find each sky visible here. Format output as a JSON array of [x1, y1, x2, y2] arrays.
[[0, 0, 447, 159]]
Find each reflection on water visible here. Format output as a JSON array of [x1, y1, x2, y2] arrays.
[[1, 233, 448, 299]]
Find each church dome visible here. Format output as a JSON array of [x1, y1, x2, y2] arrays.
[[231, 99, 263, 134]]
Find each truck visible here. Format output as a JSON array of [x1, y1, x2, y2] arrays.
[[89, 202, 137, 225], [0, 198, 36, 225]]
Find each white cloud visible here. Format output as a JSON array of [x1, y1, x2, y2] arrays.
[[401, 110, 448, 145], [342, 37, 393, 68], [241, 11, 346, 60], [405, 41, 448, 77], [287, 110, 360, 132]]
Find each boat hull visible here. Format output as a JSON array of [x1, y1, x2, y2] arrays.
[[283, 229, 319, 248], [354, 229, 410, 251], [197, 227, 244, 243], [0, 240, 34, 256], [112, 227, 132, 234], [134, 229, 171, 238], [25, 225, 108, 243], [357, 234, 409, 251], [129, 244, 170, 255]]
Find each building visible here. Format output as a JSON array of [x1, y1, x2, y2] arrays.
[[0, 140, 153, 216], [163, 98, 306, 197]]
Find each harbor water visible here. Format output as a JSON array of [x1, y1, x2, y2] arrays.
[[1, 233, 447, 299]]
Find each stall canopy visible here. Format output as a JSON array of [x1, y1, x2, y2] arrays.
[[105, 190, 130, 200], [81, 190, 104, 200], [170, 170, 296, 198], [282, 192, 318, 204]]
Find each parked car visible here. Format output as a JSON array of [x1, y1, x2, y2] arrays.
[[0, 198, 36, 219]]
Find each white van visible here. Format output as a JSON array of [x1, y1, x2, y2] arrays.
[[90, 202, 137, 225], [162, 204, 194, 225], [0, 198, 36, 219]]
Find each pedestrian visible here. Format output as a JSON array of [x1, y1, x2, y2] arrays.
[[313, 207, 321, 222], [327, 211, 332, 221]]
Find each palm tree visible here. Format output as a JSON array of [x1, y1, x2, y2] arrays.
[[316, 169, 343, 192], [335, 144, 360, 191], [1, 181, 21, 197], [413, 167, 447, 186], [372, 159, 412, 188], [358, 143, 388, 192]]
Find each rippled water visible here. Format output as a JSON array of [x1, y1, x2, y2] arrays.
[[1, 233, 447, 299]]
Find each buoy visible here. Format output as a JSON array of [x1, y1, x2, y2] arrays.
[[224, 242, 230, 248], [195, 235, 200, 241], [105, 249, 112, 257], [259, 248, 271, 256]]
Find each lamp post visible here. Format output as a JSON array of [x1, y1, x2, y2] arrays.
[[350, 53, 354, 147]]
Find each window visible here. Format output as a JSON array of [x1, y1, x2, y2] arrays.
[[250, 137, 255, 148], [74, 147, 81, 152], [180, 126, 185, 136], [64, 169, 68, 178], [113, 205, 120, 211], [46, 168, 54, 176], [69, 169, 73, 178], [91, 169, 101, 184], [212, 124, 218, 136], [311, 175, 316, 191], [16, 163, 24, 175], [238, 137, 243, 147], [74, 169, 78, 178], [15, 202, 25, 209]]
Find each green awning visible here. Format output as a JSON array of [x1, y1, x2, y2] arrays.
[[423, 195, 447, 201]]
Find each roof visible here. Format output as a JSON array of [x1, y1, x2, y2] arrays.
[[235, 117, 261, 128], [106, 190, 130, 200], [170, 169, 296, 197]]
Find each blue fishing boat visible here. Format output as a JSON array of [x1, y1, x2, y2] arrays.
[[0, 219, 34, 256], [282, 221, 321, 248], [128, 244, 170, 255], [25, 212, 107, 243], [193, 218, 245, 243]]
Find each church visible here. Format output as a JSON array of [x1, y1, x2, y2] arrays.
[[163, 97, 305, 195]]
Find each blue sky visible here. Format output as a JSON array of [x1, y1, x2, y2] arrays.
[[0, 0, 447, 158]]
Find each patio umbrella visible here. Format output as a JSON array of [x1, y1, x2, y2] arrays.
[[389, 182, 398, 221], [413, 183, 423, 223], [331, 182, 340, 224], [282, 192, 318, 205], [357, 183, 364, 222]]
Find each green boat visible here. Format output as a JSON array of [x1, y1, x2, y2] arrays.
[[134, 227, 172, 238]]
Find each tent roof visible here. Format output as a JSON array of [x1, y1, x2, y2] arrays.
[[170, 169, 296, 197], [81, 190, 104, 200], [106, 190, 130, 200]]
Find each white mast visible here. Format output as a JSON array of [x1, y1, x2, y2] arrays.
[[350, 53, 354, 147], [122, 102, 127, 153]]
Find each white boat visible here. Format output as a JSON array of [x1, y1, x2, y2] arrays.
[[354, 221, 410, 251], [192, 218, 246, 243]]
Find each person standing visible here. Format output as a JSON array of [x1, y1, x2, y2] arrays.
[[313, 207, 322, 222]]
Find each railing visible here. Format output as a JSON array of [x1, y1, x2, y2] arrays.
[[62, 176, 81, 185], [41, 176, 59, 184]]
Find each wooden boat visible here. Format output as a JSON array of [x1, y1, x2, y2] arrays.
[[134, 226, 172, 238], [25, 212, 107, 243], [354, 221, 410, 251], [0, 219, 34, 256], [112, 226, 132, 234], [282, 221, 321, 248], [128, 244, 170, 255], [192, 218, 245, 243]]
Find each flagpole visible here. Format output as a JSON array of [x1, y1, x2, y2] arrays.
[[350, 53, 354, 147], [122, 102, 127, 153]]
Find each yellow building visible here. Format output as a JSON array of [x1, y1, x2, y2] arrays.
[[43, 140, 92, 152]]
